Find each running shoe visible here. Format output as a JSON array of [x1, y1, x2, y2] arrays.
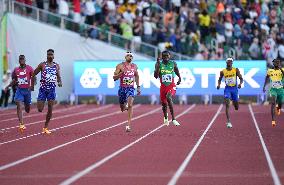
[[272, 121, 276, 127], [42, 127, 51, 134], [226, 122, 233, 128], [164, 113, 169, 126], [172, 120, 180, 126], [19, 123, 26, 132], [125, 125, 131, 132]]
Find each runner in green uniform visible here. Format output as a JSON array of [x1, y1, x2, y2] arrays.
[[263, 58, 284, 127]]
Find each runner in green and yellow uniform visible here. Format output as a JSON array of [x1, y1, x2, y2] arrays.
[[263, 58, 284, 127]]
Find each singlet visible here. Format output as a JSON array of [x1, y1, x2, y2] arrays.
[[40, 62, 58, 90], [13, 65, 34, 89], [223, 68, 237, 87], [120, 62, 136, 87], [160, 61, 175, 86], [267, 68, 284, 89]]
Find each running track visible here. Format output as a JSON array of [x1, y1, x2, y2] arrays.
[[0, 104, 283, 185]]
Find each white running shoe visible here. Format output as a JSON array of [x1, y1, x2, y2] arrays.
[[125, 125, 131, 132], [164, 113, 169, 126], [172, 120, 180, 126], [226, 122, 233, 128]]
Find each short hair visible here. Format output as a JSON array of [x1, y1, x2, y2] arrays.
[[47, 49, 54, 53], [162, 50, 170, 55], [272, 58, 281, 63], [19, 55, 25, 59]]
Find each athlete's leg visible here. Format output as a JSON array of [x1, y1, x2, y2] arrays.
[[166, 92, 175, 121], [23, 90, 31, 113], [37, 101, 45, 112], [162, 102, 167, 119], [16, 101, 23, 124], [126, 96, 134, 128], [44, 100, 54, 128], [225, 98, 231, 123], [271, 96, 276, 122]]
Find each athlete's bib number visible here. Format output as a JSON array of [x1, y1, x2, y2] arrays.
[[271, 81, 283, 88], [18, 77, 28, 85], [162, 74, 172, 83], [46, 73, 57, 83], [122, 77, 134, 85], [225, 77, 236, 86]]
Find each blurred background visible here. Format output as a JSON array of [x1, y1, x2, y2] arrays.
[[0, 0, 283, 107]]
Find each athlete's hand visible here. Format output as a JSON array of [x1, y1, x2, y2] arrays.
[[177, 77, 181, 85], [137, 86, 141, 95], [58, 81, 63, 87], [217, 85, 220, 90], [238, 84, 242, 89]]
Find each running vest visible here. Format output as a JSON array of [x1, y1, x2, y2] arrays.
[[223, 68, 237, 87], [267, 68, 284, 89], [13, 65, 33, 89], [160, 61, 175, 86], [120, 62, 136, 87], [40, 62, 58, 90]]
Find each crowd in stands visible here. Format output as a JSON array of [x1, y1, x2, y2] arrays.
[[16, 0, 284, 65]]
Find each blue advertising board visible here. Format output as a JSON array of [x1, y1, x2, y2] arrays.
[[74, 60, 266, 95]]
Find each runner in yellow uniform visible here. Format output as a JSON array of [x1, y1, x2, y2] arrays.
[[263, 58, 284, 127]]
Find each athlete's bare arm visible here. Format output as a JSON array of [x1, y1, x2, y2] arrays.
[[217, 71, 224, 89], [263, 74, 270, 93], [174, 62, 181, 85], [154, 57, 160, 79], [56, 64, 62, 87], [113, 63, 124, 81], [31, 63, 43, 90], [236, 68, 243, 89], [134, 64, 141, 95]]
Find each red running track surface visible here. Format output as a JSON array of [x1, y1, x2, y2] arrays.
[[0, 104, 283, 185]]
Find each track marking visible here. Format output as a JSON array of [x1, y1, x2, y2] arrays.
[[0, 106, 160, 171], [1, 105, 113, 131], [0, 104, 87, 122], [0, 105, 137, 145], [59, 104, 196, 185], [167, 104, 223, 185], [248, 104, 282, 185]]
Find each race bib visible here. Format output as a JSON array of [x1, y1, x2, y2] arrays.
[[271, 81, 283, 88], [225, 77, 236, 86], [46, 73, 57, 83], [162, 74, 172, 83], [122, 76, 134, 85], [18, 77, 28, 85]]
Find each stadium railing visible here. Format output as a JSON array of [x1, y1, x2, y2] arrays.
[[3, 0, 192, 60]]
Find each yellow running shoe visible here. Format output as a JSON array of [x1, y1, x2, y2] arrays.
[[42, 127, 51, 134], [272, 121, 276, 127], [19, 123, 26, 133]]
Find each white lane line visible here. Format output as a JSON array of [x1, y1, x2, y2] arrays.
[[0, 106, 160, 171], [167, 104, 223, 185], [1, 105, 113, 131], [0, 104, 87, 122], [248, 104, 282, 185], [59, 104, 196, 185], [0, 105, 137, 145]]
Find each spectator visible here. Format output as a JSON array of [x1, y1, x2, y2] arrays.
[[0, 70, 12, 108]]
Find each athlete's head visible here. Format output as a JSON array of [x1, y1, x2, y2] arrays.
[[162, 50, 170, 62], [226, 57, 233, 68], [272, 58, 281, 68], [47, 49, 54, 62], [19, 55, 26, 67], [125, 51, 133, 63]]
